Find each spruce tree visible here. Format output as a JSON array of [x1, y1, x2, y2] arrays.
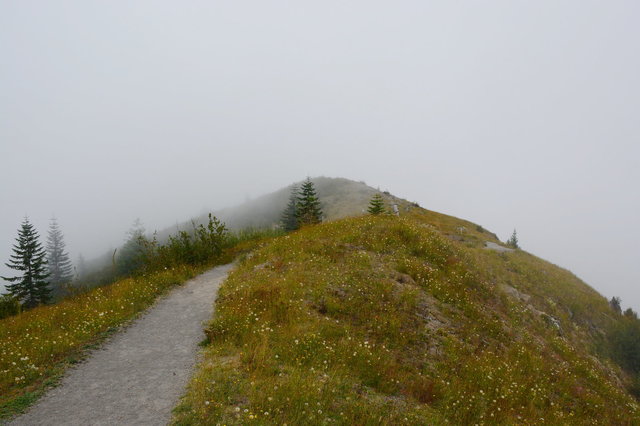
[[46, 217, 73, 290], [507, 229, 519, 249], [2, 218, 51, 308], [367, 193, 386, 215], [296, 178, 323, 226], [281, 184, 299, 231]]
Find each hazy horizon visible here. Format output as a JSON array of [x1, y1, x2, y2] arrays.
[[1, 1, 639, 311]]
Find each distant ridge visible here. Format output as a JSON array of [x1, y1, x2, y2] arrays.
[[157, 177, 405, 239]]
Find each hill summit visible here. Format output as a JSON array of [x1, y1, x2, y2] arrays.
[[164, 177, 406, 235]]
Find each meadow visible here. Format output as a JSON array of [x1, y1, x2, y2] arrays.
[[173, 212, 639, 425]]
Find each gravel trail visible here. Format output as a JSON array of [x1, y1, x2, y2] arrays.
[[8, 263, 232, 426]]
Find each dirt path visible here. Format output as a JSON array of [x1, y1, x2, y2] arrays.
[[8, 264, 233, 426]]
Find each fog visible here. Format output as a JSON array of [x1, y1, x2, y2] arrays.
[[1, 1, 638, 310]]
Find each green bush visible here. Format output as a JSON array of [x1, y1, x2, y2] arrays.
[[0, 294, 21, 319], [140, 214, 230, 270], [608, 313, 640, 375]]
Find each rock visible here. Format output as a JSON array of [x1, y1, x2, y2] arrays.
[[485, 242, 515, 253]]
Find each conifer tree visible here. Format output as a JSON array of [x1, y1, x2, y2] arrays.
[[610, 297, 622, 314], [2, 218, 51, 308], [46, 217, 73, 290], [76, 254, 86, 279], [507, 229, 519, 249], [367, 193, 386, 215], [115, 219, 146, 276], [296, 178, 323, 226], [281, 184, 299, 231]]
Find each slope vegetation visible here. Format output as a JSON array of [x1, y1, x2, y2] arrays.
[[174, 210, 639, 424], [162, 177, 392, 235]]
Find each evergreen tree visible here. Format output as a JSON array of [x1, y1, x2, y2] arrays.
[[115, 219, 146, 276], [507, 229, 519, 249], [296, 178, 323, 226], [281, 184, 299, 231], [610, 296, 622, 314], [367, 193, 386, 215], [46, 217, 73, 290], [2, 218, 51, 308], [76, 254, 86, 279]]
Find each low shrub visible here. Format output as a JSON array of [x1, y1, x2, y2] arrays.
[[0, 295, 21, 320]]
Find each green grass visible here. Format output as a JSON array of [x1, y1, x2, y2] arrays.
[[174, 212, 639, 425]]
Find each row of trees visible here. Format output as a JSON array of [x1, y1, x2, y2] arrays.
[[1, 217, 73, 309], [2, 212, 232, 315]]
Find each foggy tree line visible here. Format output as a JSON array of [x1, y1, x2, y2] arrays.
[[1, 211, 234, 319], [1, 217, 73, 316]]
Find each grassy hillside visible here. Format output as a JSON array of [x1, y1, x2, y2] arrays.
[[75, 177, 395, 283], [174, 210, 639, 424], [0, 218, 274, 420]]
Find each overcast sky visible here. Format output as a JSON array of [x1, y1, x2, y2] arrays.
[[1, 1, 638, 310]]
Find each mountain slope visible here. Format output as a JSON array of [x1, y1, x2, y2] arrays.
[[160, 177, 401, 237], [77, 177, 383, 286], [174, 208, 639, 424]]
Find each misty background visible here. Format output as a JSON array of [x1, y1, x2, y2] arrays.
[[1, 1, 638, 310]]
